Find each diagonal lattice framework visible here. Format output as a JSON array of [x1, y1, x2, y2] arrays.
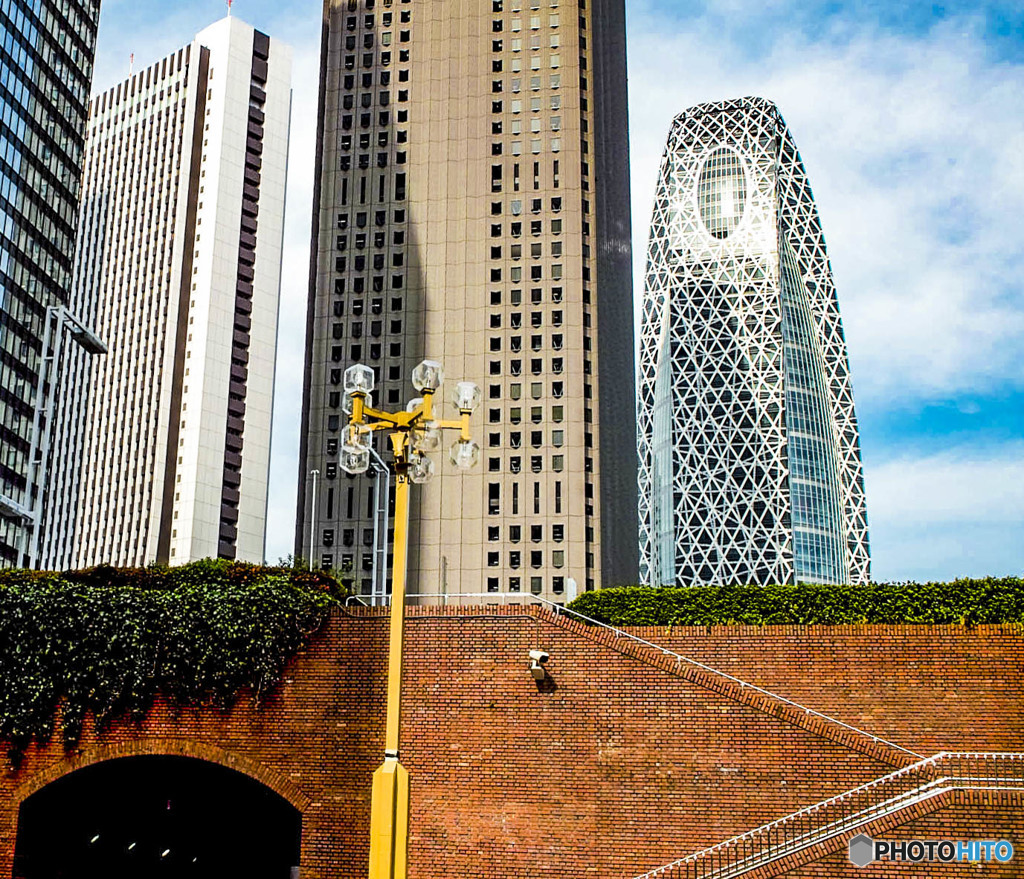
[[637, 97, 870, 587]]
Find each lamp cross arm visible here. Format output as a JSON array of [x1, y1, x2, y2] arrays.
[[436, 412, 473, 439], [356, 404, 414, 428]]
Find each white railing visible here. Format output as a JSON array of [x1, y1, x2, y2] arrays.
[[632, 752, 1024, 879], [406, 591, 923, 760]]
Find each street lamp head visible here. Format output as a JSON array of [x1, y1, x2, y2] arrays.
[[340, 447, 370, 475], [342, 423, 368, 453], [412, 420, 441, 452], [66, 325, 107, 355], [449, 438, 481, 470], [408, 451, 435, 484], [342, 392, 354, 415], [452, 381, 482, 413], [411, 359, 444, 393], [406, 397, 424, 413], [344, 363, 375, 396]]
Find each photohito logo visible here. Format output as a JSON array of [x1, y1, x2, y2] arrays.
[[848, 833, 1014, 867]]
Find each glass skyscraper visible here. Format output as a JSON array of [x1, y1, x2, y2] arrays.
[[637, 97, 870, 588], [0, 0, 100, 566]]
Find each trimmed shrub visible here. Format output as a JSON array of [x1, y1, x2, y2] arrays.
[[567, 579, 1024, 628]]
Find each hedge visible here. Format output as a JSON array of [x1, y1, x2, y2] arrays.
[[0, 559, 342, 759], [566, 578, 1024, 628]]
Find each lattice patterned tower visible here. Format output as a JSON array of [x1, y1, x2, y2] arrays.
[[637, 97, 870, 588]]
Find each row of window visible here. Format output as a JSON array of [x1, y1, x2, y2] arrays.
[[488, 357, 563, 376], [344, 9, 410, 31], [490, 242, 563, 259], [488, 332, 564, 351], [488, 404, 566, 423], [489, 379, 564, 397], [487, 576, 567, 595], [488, 523, 564, 542], [488, 480, 565, 515], [336, 232, 405, 254], [488, 454, 564, 473], [490, 285, 563, 305], [488, 549, 565, 568], [493, 0, 563, 12], [332, 295, 403, 315], [493, 73, 561, 93], [490, 264, 564, 282], [336, 208, 405, 234], [493, 13, 561, 30]]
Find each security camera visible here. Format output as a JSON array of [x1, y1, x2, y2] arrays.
[[529, 649, 549, 680]]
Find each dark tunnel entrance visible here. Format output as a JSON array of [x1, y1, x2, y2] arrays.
[[13, 755, 301, 879]]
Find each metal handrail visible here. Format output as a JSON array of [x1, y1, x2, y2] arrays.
[[632, 752, 1024, 879], [406, 591, 923, 760]]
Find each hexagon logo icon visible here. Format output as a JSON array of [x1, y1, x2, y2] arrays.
[[848, 834, 875, 867]]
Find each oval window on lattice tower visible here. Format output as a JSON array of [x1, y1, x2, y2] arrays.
[[696, 146, 748, 240]]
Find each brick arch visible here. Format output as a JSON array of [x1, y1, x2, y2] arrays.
[[12, 738, 312, 812]]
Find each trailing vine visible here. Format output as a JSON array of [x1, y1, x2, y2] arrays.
[[568, 578, 1024, 627], [0, 559, 342, 760]]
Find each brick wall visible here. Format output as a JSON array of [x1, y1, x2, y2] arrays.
[[1, 607, 1020, 878]]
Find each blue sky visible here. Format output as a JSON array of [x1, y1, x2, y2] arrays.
[[90, 1, 1024, 581]]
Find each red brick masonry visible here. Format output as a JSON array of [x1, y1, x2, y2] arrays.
[[1, 607, 1021, 878]]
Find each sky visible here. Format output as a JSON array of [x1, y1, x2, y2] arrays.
[[89, 0, 1024, 582]]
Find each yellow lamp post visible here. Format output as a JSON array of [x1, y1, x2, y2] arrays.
[[339, 360, 481, 879]]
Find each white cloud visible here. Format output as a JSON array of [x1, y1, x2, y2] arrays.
[[865, 443, 1024, 579], [867, 444, 1024, 525], [626, 11, 1024, 406]]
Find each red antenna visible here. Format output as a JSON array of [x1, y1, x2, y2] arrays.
[[227, 0, 233, 15], [129, 52, 134, 76]]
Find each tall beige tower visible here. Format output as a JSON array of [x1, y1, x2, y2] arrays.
[[297, 0, 636, 602], [43, 17, 292, 568]]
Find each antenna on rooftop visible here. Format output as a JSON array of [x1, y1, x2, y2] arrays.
[[227, 0, 233, 16], [129, 52, 134, 77]]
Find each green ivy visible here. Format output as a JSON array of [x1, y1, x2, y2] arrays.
[[567, 578, 1024, 628], [0, 559, 342, 759]]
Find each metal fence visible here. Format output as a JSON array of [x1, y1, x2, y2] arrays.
[[632, 752, 1024, 879]]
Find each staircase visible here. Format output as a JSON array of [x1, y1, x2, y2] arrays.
[[631, 752, 1024, 879]]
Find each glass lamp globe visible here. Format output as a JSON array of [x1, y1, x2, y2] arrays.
[[343, 363, 375, 396], [449, 438, 481, 470], [413, 421, 441, 452], [342, 392, 354, 415], [408, 451, 435, 484], [342, 423, 367, 453], [452, 381, 482, 413], [406, 397, 424, 413], [340, 447, 370, 475], [411, 359, 444, 392]]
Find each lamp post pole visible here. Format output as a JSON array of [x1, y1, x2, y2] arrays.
[[338, 360, 481, 879], [367, 444, 391, 606], [368, 431, 412, 879]]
